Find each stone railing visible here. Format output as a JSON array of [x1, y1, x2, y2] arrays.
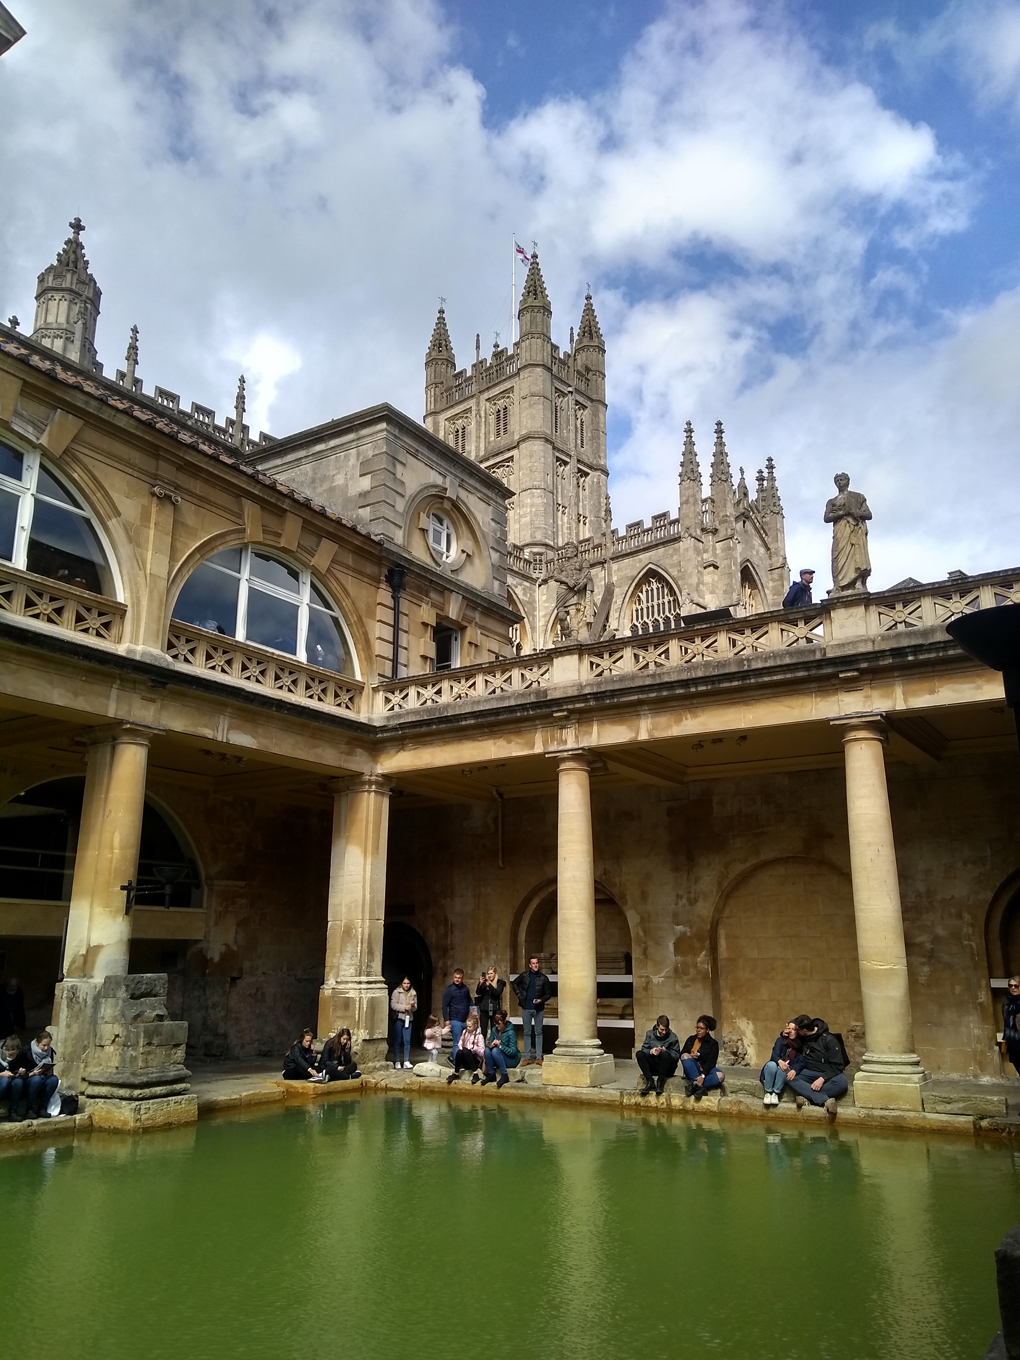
[[166, 622, 364, 713], [373, 570, 1020, 714], [0, 562, 126, 643]]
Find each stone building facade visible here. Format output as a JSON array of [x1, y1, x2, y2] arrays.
[[423, 252, 788, 652], [0, 223, 1017, 1124]]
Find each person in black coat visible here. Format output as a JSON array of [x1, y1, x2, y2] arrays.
[[679, 1015, 725, 1100], [512, 956, 553, 1065], [283, 1029, 322, 1080], [636, 1015, 681, 1096], [475, 967, 506, 1037], [782, 569, 815, 610], [321, 1027, 360, 1081], [441, 969, 473, 1067], [786, 1015, 848, 1117]]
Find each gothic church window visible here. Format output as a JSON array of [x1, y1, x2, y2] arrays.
[[629, 572, 683, 635], [576, 407, 587, 450], [0, 440, 113, 596], [172, 545, 356, 674], [740, 566, 764, 616], [447, 416, 470, 455], [494, 402, 510, 439]]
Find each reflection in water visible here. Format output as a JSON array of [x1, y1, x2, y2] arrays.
[[0, 1097, 1015, 1360]]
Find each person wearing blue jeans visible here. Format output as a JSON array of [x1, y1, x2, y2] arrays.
[[441, 969, 472, 1067], [20, 1031, 58, 1119], [759, 1020, 804, 1108], [390, 977, 417, 1070], [679, 1015, 725, 1101], [512, 956, 552, 1065], [787, 1015, 849, 1120], [481, 1011, 520, 1088]]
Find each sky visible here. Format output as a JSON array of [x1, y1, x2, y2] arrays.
[[1, 0, 1019, 589]]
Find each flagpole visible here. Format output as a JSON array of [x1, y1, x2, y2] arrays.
[[511, 235, 516, 345]]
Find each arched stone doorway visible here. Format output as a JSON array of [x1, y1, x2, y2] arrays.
[[713, 857, 863, 1066], [985, 869, 1020, 980], [512, 880, 634, 1057], [382, 921, 433, 1047], [0, 775, 203, 1031]]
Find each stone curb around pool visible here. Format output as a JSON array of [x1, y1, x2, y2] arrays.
[[0, 1111, 91, 1146]]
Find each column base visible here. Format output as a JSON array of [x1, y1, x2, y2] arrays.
[[542, 1041, 616, 1088], [853, 1052, 930, 1111], [86, 1093, 198, 1132], [318, 980, 389, 1061]]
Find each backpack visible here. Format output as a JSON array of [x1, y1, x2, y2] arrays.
[[831, 1032, 852, 1069], [59, 1093, 79, 1117]]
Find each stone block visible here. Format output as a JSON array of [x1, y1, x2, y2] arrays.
[[412, 1061, 446, 1079], [542, 1052, 616, 1088], [100, 974, 168, 1002], [853, 1072, 927, 1111], [88, 1094, 198, 1132], [924, 1090, 1008, 1118]]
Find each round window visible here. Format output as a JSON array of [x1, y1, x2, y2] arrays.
[[427, 510, 457, 563]]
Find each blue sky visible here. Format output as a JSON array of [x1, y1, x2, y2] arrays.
[[1, 0, 1019, 587]]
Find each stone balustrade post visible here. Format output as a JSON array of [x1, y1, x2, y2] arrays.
[[542, 751, 615, 1087], [318, 774, 392, 1067], [833, 715, 929, 1110]]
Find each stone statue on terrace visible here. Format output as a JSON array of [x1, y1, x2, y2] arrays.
[[824, 472, 872, 594], [544, 541, 594, 643]]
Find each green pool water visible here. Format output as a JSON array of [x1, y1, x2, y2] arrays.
[[2, 1094, 1017, 1360]]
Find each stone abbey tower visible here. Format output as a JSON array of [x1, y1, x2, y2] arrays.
[[425, 251, 789, 651]]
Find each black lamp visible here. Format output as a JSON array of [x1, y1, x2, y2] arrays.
[[945, 603, 1020, 756]]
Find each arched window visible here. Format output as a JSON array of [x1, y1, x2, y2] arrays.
[[629, 572, 683, 635], [427, 510, 457, 563], [494, 403, 510, 439], [740, 566, 764, 616], [0, 440, 114, 595], [171, 545, 356, 674]]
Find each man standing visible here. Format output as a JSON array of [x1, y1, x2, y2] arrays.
[[782, 569, 815, 610], [787, 1015, 848, 1119], [636, 1015, 681, 1096], [441, 969, 472, 1067], [512, 955, 552, 1066]]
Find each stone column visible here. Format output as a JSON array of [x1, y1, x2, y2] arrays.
[[542, 752, 615, 1087], [834, 716, 929, 1110], [54, 722, 157, 1093], [317, 774, 392, 1067]]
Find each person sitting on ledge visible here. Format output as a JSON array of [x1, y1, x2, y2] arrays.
[[21, 1030, 58, 1119], [0, 1034, 28, 1120], [481, 1009, 520, 1088], [283, 1029, 323, 1081], [447, 1013, 485, 1085], [321, 1027, 360, 1082], [760, 1020, 804, 1108], [680, 1016, 725, 1100], [787, 1015, 848, 1119], [637, 1014, 681, 1096]]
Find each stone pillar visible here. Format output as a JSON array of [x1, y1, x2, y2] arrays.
[[542, 753, 615, 1087], [834, 716, 929, 1110], [62, 723, 155, 981], [317, 775, 392, 1068]]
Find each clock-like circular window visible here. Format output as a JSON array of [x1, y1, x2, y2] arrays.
[[427, 510, 457, 564]]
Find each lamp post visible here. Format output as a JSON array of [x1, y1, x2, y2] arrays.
[[945, 603, 1020, 757]]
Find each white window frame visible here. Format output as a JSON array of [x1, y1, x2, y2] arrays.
[[0, 440, 121, 598], [180, 545, 360, 677], [427, 510, 457, 564], [432, 621, 462, 672]]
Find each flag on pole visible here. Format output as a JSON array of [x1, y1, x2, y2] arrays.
[[514, 241, 531, 265]]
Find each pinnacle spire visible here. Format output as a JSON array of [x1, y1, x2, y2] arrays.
[[710, 420, 733, 488], [519, 250, 550, 310], [763, 456, 783, 514], [736, 465, 750, 507], [576, 289, 604, 348], [426, 303, 454, 360], [233, 375, 246, 447], [680, 420, 702, 483], [124, 324, 139, 388]]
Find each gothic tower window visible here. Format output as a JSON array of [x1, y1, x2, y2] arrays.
[[576, 407, 587, 450], [493, 402, 511, 440], [629, 572, 683, 636], [0, 440, 115, 596], [740, 565, 765, 616], [446, 414, 470, 455]]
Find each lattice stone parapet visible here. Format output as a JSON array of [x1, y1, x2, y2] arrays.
[[0, 562, 125, 642], [870, 576, 1020, 632], [379, 659, 553, 712], [166, 622, 364, 713]]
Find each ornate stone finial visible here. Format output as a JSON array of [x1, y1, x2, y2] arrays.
[[69, 216, 85, 239], [735, 465, 749, 506], [425, 303, 454, 360], [824, 471, 872, 593], [755, 468, 766, 503], [475, 332, 481, 362], [519, 250, 550, 309], [711, 419, 733, 488], [6, 316, 18, 330], [576, 290, 604, 348], [763, 456, 783, 514], [680, 420, 701, 483], [124, 324, 139, 388], [233, 374, 246, 447], [492, 330, 501, 353], [570, 326, 575, 351]]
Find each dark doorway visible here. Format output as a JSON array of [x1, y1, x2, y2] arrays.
[[382, 922, 432, 1048]]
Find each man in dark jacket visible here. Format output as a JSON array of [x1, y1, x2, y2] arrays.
[[512, 956, 552, 1065], [0, 976, 26, 1037], [782, 569, 815, 610], [787, 1015, 848, 1118], [679, 1015, 725, 1100], [636, 1015, 681, 1096], [441, 969, 472, 1067]]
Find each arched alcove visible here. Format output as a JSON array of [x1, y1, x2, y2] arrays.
[[624, 568, 684, 636], [984, 868, 1020, 980], [712, 856, 862, 1065]]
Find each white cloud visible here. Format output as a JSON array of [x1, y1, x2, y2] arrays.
[[0, 0, 1015, 591]]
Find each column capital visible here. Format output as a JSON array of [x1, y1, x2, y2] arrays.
[[327, 773, 393, 797], [831, 713, 888, 745], [545, 748, 593, 772], [83, 721, 164, 749]]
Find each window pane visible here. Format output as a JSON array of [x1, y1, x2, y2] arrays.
[[306, 607, 348, 673], [0, 443, 24, 484], [249, 551, 299, 593], [0, 487, 18, 561], [208, 547, 242, 572], [172, 562, 239, 635], [36, 464, 76, 507], [310, 582, 337, 613], [26, 499, 108, 594], [245, 586, 299, 655]]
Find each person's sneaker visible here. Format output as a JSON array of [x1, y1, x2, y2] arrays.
[[795, 1095, 806, 1109], [770, 1093, 779, 1107], [639, 1082, 655, 1097], [403, 1062, 413, 1069], [446, 1073, 458, 1085], [471, 1073, 481, 1085], [496, 1076, 508, 1088], [693, 1087, 705, 1101], [393, 1062, 401, 1070], [824, 1098, 838, 1120]]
